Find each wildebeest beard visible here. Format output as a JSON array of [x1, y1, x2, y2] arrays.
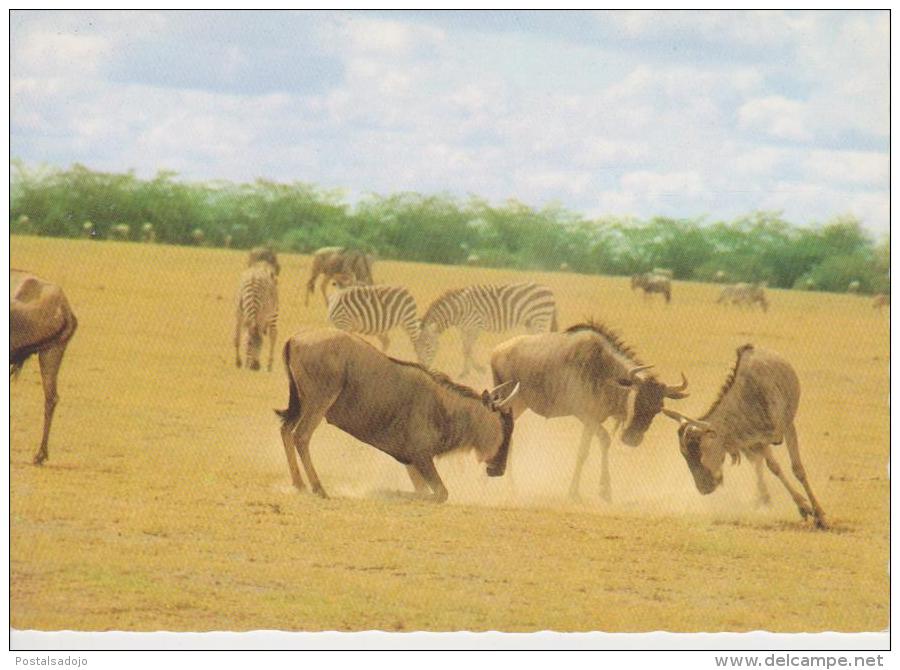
[[679, 426, 718, 494], [486, 411, 514, 477], [620, 380, 665, 446]]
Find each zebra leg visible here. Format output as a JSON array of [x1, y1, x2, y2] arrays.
[[569, 422, 593, 502], [784, 424, 827, 529], [459, 328, 483, 377], [376, 333, 390, 351], [762, 445, 814, 522], [234, 306, 243, 368], [267, 322, 277, 372]]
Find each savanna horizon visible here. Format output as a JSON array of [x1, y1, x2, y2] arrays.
[[10, 235, 888, 632]]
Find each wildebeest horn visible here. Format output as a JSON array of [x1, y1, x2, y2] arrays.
[[665, 372, 690, 399], [489, 381, 520, 408], [628, 364, 654, 381], [662, 408, 713, 431]]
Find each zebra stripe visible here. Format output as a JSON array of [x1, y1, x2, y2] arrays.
[[235, 263, 279, 370], [420, 282, 558, 377], [328, 285, 422, 352], [424, 282, 557, 335]]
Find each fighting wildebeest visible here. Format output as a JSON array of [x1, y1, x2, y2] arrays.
[[662, 344, 827, 529], [276, 329, 520, 502], [10, 270, 78, 465], [247, 246, 280, 276], [490, 321, 689, 501], [717, 282, 768, 312], [631, 273, 671, 303], [305, 246, 374, 306]]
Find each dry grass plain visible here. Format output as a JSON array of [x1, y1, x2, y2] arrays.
[[10, 235, 889, 633]]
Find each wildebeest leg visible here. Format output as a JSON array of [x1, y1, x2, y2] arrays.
[[406, 465, 430, 495], [410, 457, 448, 503], [784, 424, 828, 529], [288, 396, 335, 498], [279, 420, 306, 491], [751, 452, 771, 507], [762, 445, 814, 522], [569, 423, 593, 502], [596, 425, 612, 502], [33, 345, 65, 465]]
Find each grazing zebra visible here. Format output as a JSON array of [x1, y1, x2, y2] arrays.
[[327, 282, 427, 361], [234, 261, 279, 371], [419, 282, 558, 378]]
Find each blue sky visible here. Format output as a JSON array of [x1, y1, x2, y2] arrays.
[[10, 10, 890, 236]]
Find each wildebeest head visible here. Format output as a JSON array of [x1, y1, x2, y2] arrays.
[[479, 381, 520, 478], [615, 365, 689, 447], [662, 408, 723, 494]]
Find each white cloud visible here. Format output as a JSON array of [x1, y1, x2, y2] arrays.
[[804, 150, 888, 187], [738, 96, 811, 141]]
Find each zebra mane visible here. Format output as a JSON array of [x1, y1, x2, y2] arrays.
[[422, 287, 466, 324], [564, 320, 646, 367], [387, 356, 482, 402], [701, 343, 755, 420]]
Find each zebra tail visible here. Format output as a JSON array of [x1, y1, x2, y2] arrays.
[[274, 340, 301, 425]]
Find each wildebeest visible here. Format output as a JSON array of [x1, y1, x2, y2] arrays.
[[873, 293, 890, 311], [247, 246, 280, 276], [490, 321, 689, 501], [717, 282, 768, 312], [234, 261, 279, 371], [662, 344, 827, 529], [10, 270, 78, 465], [631, 273, 671, 303], [276, 329, 520, 502], [305, 246, 375, 306]]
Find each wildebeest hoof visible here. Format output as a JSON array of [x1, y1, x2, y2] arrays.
[[814, 516, 829, 530], [33, 453, 47, 466], [236, 360, 242, 368], [249, 361, 260, 371], [313, 487, 328, 499]]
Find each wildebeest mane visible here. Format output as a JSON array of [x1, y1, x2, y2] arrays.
[[701, 343, 754, 420], [387, 355, 481, 401], [563, 320, 652, 391]]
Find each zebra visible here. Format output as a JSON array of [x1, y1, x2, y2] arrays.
[[418, 282, 558, 378], [234, 261, 279, 371], [327, 282, 428, 362]]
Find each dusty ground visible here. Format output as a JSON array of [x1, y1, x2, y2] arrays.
[[10, 235, 889, 632]]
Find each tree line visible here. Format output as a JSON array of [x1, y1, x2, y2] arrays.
[[10, 162, 890, 294]]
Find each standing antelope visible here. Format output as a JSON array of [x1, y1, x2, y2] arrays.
[[662, 344, 827, 529], [234, 259, 279, 371], [326, 280, 428, 362], [276, 328, 520, 501], [418, 282, 558, 378], [10, 270, 78, 465], [305, 247, 374, 306], [631, 273, 672, 303], [490, 321, 689, 501]]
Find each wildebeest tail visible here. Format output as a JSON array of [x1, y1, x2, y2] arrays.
[[274, 340, 301, 424]]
